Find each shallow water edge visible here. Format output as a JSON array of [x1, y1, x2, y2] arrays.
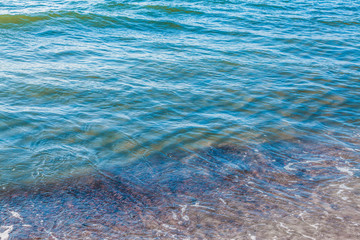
[[1, 137, 359, 239]]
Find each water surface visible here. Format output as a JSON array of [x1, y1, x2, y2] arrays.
[[0, 0, 360, 239]]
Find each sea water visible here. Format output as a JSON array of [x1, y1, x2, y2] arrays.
[[0, 0, 359, 239]]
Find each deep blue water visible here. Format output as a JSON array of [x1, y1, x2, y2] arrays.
[[0, 0, 360, 239]]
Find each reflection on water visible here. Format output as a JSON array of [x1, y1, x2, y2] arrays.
[[1, 137, 359, 239]]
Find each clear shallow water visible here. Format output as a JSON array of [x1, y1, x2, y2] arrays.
[[0, 0, 360, 239]]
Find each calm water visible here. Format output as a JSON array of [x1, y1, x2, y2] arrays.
[[1, 0, 360, 239]]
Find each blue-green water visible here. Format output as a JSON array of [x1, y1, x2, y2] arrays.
[[1, 0, 360, 239]]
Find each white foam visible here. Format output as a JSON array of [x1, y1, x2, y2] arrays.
[[179, 204, 189, 221], [0, 226, 13, 240], [10, 211, 23, 221], [301, 233, 316, 240], [299, 212, 318, 230], [45, 230, 58, 240], [161, 224, 176, 230], [278, 222, 293, 235], [191, 202, 215, 211], [284, 163, 296, 171], [336, 166, 354, 176], [339, 183, 353, 190], [172, 211, 178, 220]]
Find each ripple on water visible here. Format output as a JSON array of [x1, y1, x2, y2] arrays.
[[1, 138, 359, 239], [0, 0, 360, 239]]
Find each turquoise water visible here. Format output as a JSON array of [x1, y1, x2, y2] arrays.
[[1, 0, 360, 239]]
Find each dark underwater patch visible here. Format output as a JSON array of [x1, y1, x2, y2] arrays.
[[1, 139, 359, 239]]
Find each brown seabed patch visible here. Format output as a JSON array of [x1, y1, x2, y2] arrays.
[[1, 138, 360, 239]]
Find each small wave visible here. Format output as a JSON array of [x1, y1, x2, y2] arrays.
[[0, 11, 189, 31], [0, 14, 51, 25], [144, 5, 204, 15], [317, 19, 360, 27], [0, 11, 120, 28]]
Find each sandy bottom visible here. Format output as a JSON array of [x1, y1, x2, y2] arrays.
[[1, 138, 359, 239]]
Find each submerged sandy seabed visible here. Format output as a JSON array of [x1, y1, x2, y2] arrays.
[[1, 138, 359, 239]]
